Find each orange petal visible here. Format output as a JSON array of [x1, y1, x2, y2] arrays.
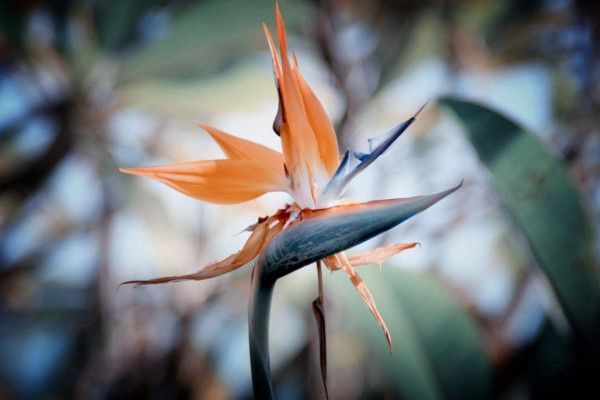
[[122, 214, 278, 286], [262, 23, 282, 85], [347, 243, 419, 267], [292, 55, 339, 176], [263, 23, 285, 136], [121, 159, 289, 204], [326, 252, 393, 354], [195, 123, 285, 173], [275, 4, 323, 203]]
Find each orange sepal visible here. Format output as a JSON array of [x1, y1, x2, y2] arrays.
[[196, 122, 284, 173], [347, 243, 419, 267], [263, 23, 286, 137], [262, 23, 282, 85], [122, 213, 287, 286], [275, 4, 322, 196], [324, 252, 393, 354], [120, 159, 289, 205], [292, 55, 339, 176]]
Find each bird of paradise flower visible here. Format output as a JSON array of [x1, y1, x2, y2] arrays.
[[121, 4, 459, 398]]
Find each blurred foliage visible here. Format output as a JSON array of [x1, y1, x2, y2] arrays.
[[441, 98, 600, 349], [120, 0, 310, 82], [1, 0, 599, 399], [332, 268, 492, 400], [440, 97, 600, 397]]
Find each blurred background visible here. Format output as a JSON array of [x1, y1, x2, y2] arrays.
[[1, 0, 599, 399]]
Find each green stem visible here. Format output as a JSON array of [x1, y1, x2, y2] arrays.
[[249, 258, 275, 400]]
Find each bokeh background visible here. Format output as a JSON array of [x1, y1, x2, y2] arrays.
[[1, 0, 599, 399]]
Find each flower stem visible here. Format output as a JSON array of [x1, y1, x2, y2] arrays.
[[249, 258, 275, 400], [313, 260, 329, 398]]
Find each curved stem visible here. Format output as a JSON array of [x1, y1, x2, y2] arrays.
[[249, 260, 275, 400]]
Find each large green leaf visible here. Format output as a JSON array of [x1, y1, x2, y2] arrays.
[[331, 268, 492, 400], [120, 0, 310, 82], [439, 98, 600, 358]]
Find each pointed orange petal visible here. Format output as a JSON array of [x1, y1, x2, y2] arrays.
[[262, 23, 282, 84], [121, 159, 289, 204], [195, 123, 284, 173], [275, 4, 323, 196], [292, 56, 339, 176], [122, 214, 277, 286], [347, 243, 419, 267], [332, 252, 393, 354], [263, 23, 285, 136]]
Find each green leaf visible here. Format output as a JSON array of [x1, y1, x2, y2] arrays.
[[331, 268, 492, 400], [439, 98, 600, 358], [120, 0, 311, 82]]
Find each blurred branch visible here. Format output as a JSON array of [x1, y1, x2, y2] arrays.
[[312, 0, 424, 147], [0, 97, 74, 198]]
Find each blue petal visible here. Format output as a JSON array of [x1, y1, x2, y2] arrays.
[[319, 150, 350, 206], [320, 103, 427, 204], [353, 151, 369, 162]]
